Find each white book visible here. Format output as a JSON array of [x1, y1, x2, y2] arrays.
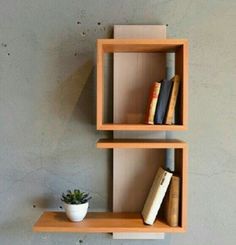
[[142, 167, 173, 225]]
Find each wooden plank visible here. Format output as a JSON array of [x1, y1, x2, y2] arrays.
[[97, 138, 186, 149], [96, 40, 104, 129], [175, 147, 188, 230], [99, 124, 186, 131], [33, 212, 185, 233], [175, 42, 188, 128], [113, 25, 167, 240], [113, 149, 165, 212], [113, 54, 166, 125], [113, 25, 167, 212], [98, 39, 188, 53], [114, 25, 166, 39]]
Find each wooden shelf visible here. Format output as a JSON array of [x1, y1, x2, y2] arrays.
[[33, 32, 188, 236], [97, 138, 187, 149], [98, 124, 187, 131], [33, 212, 185, 233], [97, 138, 188, 231], [98, 39, 188, 53], [97, 38, 188, 131]]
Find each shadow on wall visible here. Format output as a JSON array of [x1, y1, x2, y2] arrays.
[[42, 59, 94, 153], [39, 24, 114, 153], [73, 69, 96, 126], [34, 28, 114, 212], [31, 194, 60, 210], [53, 59, 94, 124]]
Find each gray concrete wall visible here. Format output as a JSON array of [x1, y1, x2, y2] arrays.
[[0, 0, 235, 244]]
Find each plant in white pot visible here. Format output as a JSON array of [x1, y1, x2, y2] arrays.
[[61, 189, 91, 222]]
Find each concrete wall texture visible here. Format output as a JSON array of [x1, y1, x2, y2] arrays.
[[0, 0, 235, 244]]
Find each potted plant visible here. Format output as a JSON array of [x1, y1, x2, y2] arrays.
[[61, 189, 91, 222]]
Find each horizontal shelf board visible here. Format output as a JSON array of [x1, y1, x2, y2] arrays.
[[97, 124, 187, 131], [98, 39, 188, 53], [33, 212, 184, 233], [97, 139, 186, 149]]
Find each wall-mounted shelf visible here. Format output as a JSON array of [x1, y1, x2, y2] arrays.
[[97, 138, 186, 148], [97, 39, 188, 131], [96, 124, 186, 131], [33, 29, 188, 237], [33, 139, 187, 234], [97, 138, 188, 232], [33, 212, 184, 233]]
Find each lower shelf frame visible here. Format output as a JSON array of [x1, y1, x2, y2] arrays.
[[33, 139, 187, 234]]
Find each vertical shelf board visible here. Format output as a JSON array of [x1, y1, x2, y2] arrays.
[[112, 25, 167, 240], [175, 145, 188, 230], [97, 139, 188, 232], [96, 39, 104, 129], [96, 39, 188, 131], [175, 43, 188, 127]]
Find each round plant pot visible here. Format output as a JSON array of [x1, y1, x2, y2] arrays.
[[64, 202, 89, 222]]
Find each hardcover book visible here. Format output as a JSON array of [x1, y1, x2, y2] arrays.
[[165, 176, 180, 227], [145, 82, 161, 124], [154, 79, 173, 124], [142, 167, 173, 225], [165, 75, 180, 125]]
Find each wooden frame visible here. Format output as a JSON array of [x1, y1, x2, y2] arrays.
[[33, 212, 184, 233], [97, 39, 188, 131], [33, 139, 187, 233], [33, 35, 189, 235], [97, 139, 188, 232]]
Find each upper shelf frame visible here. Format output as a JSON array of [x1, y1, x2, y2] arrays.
[[97, 39, 188, 131]]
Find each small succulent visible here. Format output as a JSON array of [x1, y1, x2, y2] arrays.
[[61, 189, 92, 204]]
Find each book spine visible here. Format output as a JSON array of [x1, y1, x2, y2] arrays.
[[142, 169, 173, 225], [166, 176, 180, 227], [145, 82, 161, 124], [165, 75, 180, 125], [154, 79, 173, 124]]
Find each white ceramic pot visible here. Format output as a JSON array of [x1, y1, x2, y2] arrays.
[[64, 202, 89, 222]]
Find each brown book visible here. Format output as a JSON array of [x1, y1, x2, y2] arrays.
[[165, 75, 180, 125], [165, 176, 180, 227], [145, 82, 161, 124]]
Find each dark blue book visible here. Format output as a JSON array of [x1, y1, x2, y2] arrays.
[[154, 79, 173, 124]]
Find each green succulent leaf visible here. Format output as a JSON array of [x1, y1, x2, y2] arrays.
[[61, 189, 92, 204]]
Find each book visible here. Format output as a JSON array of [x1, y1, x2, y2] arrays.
[[154, 79, 173, 124], [142, 167, 173, 225], [165, 75, 180, 125], [165, 148, 175, 172], [165, 176, 180, 227], [145, 82, 161, 124]]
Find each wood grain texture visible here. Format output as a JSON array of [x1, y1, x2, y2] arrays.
[[97, 138, 186, 149], [175, 43, 188, 127], [113, 149, 165, 212], [98, 39, 188, 53], [175, 147, 188, 230], [112, 25, 167, 239], [33, 212, 185, 233], [99, 124, 187, 131], [114, 25, 166, 39], [113, 25, 167, 216], [96, 40, 104, 129]]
